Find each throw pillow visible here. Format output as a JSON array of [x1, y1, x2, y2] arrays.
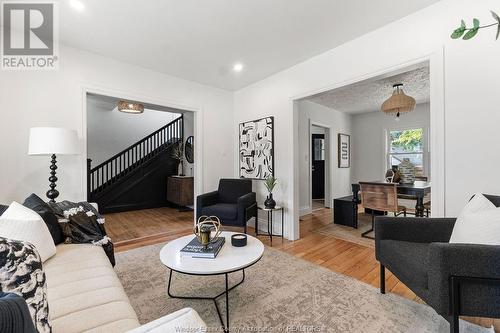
[[0, 237, 51, 333], [0, 202, 56, 262], [0, 204, 8, 216], [23, 193, 64, 245], [449, 193, 498, 244]]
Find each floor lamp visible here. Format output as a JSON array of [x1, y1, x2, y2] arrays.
[[28, 127, 80, 202]]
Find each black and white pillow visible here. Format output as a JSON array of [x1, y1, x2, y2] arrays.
[[0, 237, 51, 333]]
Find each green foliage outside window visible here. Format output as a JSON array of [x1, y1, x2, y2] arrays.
[[390, 129, 423, 152]]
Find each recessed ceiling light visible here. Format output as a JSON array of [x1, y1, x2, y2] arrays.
[[70, 0, 85, 12], [233, 63, 244, 72]]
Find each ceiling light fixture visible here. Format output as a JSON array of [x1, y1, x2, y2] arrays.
[[381, 83, 416, 121], [117, 101, 144, 114], [232, 63, 244, 72], [70, 0, 85, 12]]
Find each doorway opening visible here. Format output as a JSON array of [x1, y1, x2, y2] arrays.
[[85, 92, 196, 246], [311, 125, 330, 212]]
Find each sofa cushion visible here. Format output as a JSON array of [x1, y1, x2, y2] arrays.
[[126, 307, 206, 333], [0, 237, 51, 333], [44, 244, 140, 333], [379, 240, 430, 295], [201, 203, 238, 220], [0, 202, 56, 262], [23, 193, 64, 245]]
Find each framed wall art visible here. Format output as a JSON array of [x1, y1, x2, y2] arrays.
[[239, 116, 274, 179], [338, 133, 350, 168]]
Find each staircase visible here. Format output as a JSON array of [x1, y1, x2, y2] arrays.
[[87, 115, 183, 213]]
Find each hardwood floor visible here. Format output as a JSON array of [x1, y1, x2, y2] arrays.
[[107, 206, 499, 330]]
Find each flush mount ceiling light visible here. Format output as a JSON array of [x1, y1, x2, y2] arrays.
[[232, 63, 244, 72], [381, 83, 416, 120], [117, 101, 144, 114], [70, 0, 85, 12]]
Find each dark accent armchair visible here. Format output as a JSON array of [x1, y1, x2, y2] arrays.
[[196, 179, 257, 234], [375, 194, 500, 333]]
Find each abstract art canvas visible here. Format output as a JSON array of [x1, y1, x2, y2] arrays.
[[239, 116, 274, 179], [338, 133, 350, 168]]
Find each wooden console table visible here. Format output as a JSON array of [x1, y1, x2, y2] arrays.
[[167, 176, 194, 208]]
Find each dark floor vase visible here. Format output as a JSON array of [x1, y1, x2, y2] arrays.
[[264, 193, 276, 209]]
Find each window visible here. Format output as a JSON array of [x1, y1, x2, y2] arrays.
[[387, 128, 424, 176], [313, 137, 325, 161]]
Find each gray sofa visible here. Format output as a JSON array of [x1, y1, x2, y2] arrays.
[[375, 194, 500, 333]]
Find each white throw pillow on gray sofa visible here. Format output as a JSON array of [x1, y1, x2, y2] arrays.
[[450, 193, 500, 245], [0, 201, 56, 261]]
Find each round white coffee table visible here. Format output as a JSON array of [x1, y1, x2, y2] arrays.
[[160, 231, 264, 332]]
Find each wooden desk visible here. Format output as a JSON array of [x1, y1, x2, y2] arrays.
[[354, 181, 431, 217]]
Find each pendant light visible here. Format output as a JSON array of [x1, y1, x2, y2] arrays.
[[381, 83, 416, 120], [118, 101, 144, 114]]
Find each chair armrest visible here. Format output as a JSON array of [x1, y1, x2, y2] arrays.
[[237, 192, 256, 219], [428, 243, 500, 314], [196, 191, 218, 219]]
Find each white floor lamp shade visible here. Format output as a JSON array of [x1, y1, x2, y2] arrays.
[[28, 127, 80, 202]]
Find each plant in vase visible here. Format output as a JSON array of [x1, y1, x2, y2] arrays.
[[263, 176, 277, 209], [171, 142, 185, 176]]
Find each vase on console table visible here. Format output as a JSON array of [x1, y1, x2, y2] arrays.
[[399, 158, 415, 184]]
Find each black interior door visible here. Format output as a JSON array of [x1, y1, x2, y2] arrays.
[[312, 134, 325, 199]]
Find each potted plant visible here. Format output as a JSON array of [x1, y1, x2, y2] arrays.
[[172, 142, 185, 176], [264, 176, 277, 209]]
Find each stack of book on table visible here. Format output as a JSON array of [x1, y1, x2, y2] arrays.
[[180, 237, 225, 259]]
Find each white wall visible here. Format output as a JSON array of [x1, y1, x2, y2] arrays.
[[87, 100, 181, 166], [352, 103, 430, 183], [0, 45, 234, 204], [234, 0, 500, 239], [298, 101, 352, 216]]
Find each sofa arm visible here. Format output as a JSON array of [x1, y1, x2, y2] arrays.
[[196, 191, 218, 219], [427, 243, 500, 314], [238, 192, 256, 219], [126, 307, 206, 333]]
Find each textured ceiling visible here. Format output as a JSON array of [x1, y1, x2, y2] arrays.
[[59, 0, 440, 91], [306, 66, 430, 114]]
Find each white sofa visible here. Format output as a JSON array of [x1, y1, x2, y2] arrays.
[[44, 243, 206, 333]]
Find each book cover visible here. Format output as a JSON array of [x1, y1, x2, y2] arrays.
[[180, 237, 226, 259]]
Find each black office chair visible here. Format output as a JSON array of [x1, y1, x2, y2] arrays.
[[196, 179, 257, 234], [375, 194, 500, 333]]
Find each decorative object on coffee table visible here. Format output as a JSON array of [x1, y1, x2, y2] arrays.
[[398, 158, 416, 184], [160, 231, 264, 333], [338, 133, 350, 168], [263, 176, 277, 209], [239, 116, 274, 179], [193, 216, 222, 248], [256, 205, 284, 245], [28, 127, 80, 202], [231, 234, 247, 247]]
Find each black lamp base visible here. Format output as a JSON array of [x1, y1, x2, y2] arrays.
[[47, 154, 59, 203]]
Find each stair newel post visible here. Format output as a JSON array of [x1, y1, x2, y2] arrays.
[[87, 158, 92, 201]]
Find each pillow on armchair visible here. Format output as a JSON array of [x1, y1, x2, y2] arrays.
[[0, 237, 51, 333]]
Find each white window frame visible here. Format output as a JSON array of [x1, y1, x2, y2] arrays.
[[385, 125, 429, 176]]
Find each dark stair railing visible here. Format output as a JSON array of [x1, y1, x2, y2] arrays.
[[87, 115, 183, 199]]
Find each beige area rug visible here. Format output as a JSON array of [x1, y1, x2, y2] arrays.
[[314, 213, 375, 248], [115, 243, 493, 333]]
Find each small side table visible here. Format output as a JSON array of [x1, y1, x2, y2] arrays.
[[256, 206, 284, 244]]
